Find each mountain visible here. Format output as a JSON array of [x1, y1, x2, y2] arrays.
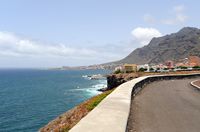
[[111, 27, 200, 65]]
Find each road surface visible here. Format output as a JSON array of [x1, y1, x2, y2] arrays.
[[127, 78, 200, 132]]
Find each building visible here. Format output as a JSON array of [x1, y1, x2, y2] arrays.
[[152, 64, 167, 70], [123, 64, 137, 73], [137, 64, 150, 72], [114, 66, 123, 72], [189, 56, 200, 67], [165, 60, 174, 69]]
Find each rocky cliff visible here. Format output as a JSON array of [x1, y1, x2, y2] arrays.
[[112, 27, 200, 65]]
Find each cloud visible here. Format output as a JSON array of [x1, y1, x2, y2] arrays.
[[0, 28, 162, 67], [0, 31, 124, 66], [162, 5, 188, 25], [143, 5, 188, 25], [0, 31, 98, 58], [131, 27, 162, 46]]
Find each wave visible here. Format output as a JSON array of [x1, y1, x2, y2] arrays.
[[85, 80, 107, 95], [66, 80, 107, 96]]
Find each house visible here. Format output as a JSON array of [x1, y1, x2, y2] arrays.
[[123, 64, 137, 73], [114, 66, 123, 71], [165, 60, 174, 69], [137, 64, 150, 72], [152, 64, 167, 71]]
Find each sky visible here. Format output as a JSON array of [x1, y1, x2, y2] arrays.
[[0, 0, 199, 68]]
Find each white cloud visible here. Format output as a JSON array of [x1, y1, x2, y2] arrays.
[[143, 5, 188, 25], [0, 32, 99, 57], [162, 5, 188, 25], [131, 27, 162, 46], [0, 29, 163, 67], [0, 32, 124, 66]]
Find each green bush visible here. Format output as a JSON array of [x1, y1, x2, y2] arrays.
[[86, 90, 114, 111], [150, 68, 154, 71], [193, 66, 200, 69], [138, 68, 147, 72], [180, 66, 188, 69], [126, 70, 134, 73], [114, 69, 122, 74], [164, 68, 169, 70]]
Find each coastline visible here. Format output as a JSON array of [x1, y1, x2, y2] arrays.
[[40, 70, 200, 131], [39, 89, 114, 132]]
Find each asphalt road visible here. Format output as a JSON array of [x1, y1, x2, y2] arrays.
[[127, 78, 200, 132]]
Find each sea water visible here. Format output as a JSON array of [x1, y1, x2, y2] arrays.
[[0, 69, 111, 132]]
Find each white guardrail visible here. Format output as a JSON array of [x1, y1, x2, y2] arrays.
[[70, 73, 200, 132]]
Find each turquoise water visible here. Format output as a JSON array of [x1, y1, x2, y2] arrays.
[[0, 69, 110, 132]]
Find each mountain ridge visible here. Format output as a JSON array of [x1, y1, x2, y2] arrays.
[[108, 27, 200, 65]]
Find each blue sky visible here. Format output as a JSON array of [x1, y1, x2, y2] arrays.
[[0, 0, 199, 68]]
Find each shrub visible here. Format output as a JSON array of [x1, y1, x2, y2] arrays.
[[86, 89, 114, 111], [164, 68, 169, 70], [114, 69, 122, 74], [150, 68, 154, 71], [126, 70, 134, 73], [138, 68, 147, 72], [193, 66, 200, 69], [180, 66, 188, 69]]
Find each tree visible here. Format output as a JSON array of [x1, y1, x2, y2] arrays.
[[164, 68, 169, 70], [180, 66, 188, 69], [193, 66, 200, 69], [114, 69, 122, 74], [150, 68, 154, 71], [138, 68, 147, 72]]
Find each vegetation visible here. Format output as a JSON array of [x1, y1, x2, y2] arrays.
[[86, 89, 114, 111], [126, 70, 134, 73], [150, 68, 154, 72], [178, 66, 188, 69], [138, 68, 147, 72], [114, 69, 122, 74], [40, 89, 115, 132], [41, 69, 200, 132], [193, 66, 200, 69], [60, 127, 70, 132], [164, 68, 169, 70]]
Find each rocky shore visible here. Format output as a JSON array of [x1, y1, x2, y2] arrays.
[[40, 70, 200, 132]]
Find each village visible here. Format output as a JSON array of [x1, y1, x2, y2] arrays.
[[114, 56, 200, 73]]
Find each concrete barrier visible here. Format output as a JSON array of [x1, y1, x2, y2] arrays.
[[70, 73, 200, 132]]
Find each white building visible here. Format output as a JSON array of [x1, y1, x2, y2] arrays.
[[114, 66, 123, 72], [137, 64, 150, 72]]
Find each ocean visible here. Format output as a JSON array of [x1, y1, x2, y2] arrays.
[[0, 69, 111, 132]]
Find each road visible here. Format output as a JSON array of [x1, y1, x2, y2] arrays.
[[127, 78, 200, 132]]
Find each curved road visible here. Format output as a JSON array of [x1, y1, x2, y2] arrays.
[[127, 78, 200, 132]]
